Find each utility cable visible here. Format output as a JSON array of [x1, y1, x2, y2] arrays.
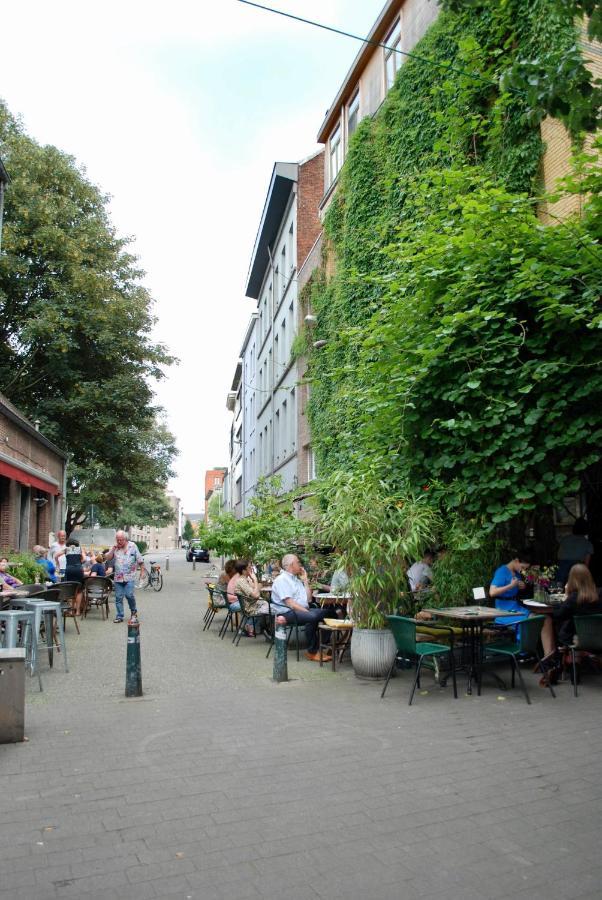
[[235, 0, 524, 95]]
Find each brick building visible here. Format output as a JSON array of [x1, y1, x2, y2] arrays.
[[204, 467, 227, 522], [226, 150, 324, 517], [0, 391, 68, 551]]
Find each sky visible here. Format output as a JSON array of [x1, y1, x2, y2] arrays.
[[0, 0, 385, 513]]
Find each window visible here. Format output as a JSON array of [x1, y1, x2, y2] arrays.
[[274, 410, 280, 461], [280, 319, 286, 366], [384, 19, 401, 91], [308, 448, 316, 482], [281, 246, 287, 297], [329, 124, 342, 184], [281, 400, 288, 458], [290, 387, 296, 451], [348, 90, 360, 138], [288, 223, 294, 273], [274, 267, 279, 305]]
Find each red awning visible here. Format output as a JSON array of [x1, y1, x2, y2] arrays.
[[0, 459, 60, 495]]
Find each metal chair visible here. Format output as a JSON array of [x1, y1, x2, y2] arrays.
[[265, 607, 301, 662], [218, 594, 240, 640], [382, 615, 458, 705], [53, 581, 81, 634], [485, 615, 552, 704], [571, 614, 602, 697], [0, 609, 42, 690], [14, 584, 48, 596], [204, 585, 228, 632], [83, 576, 112, 620], [11, 589, 68, 675]]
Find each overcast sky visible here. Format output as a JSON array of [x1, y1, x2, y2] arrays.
[[0, 0, 385, 512]]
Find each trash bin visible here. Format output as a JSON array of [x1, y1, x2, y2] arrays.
[[0, 648, 26, 743]]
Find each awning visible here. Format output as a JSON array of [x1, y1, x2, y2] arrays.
[[0, 459, 60, 495]]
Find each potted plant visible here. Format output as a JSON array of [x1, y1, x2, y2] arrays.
[[319, 470, 441, 679]]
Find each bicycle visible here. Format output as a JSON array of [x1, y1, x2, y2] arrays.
[[147, 561, 163, 592]]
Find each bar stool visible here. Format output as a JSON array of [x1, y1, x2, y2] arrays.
[[11, 596, 68, 675], [0, 609, 42, 690]]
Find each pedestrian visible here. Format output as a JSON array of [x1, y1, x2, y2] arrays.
[[48, 530, 67, 581], [60, 538, 86, 614], [104, 531, 145, 623]]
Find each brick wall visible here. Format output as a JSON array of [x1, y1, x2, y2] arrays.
[[539, 31, 601, 223], [297, 151, 325, 273]]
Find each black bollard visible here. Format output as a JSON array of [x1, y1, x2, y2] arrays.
[[125, 617, 142, 697], [272, 616, 288, 683]]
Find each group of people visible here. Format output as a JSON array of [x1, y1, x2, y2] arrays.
[[215, 553, 349, 660], [1, 530, 145, 623]]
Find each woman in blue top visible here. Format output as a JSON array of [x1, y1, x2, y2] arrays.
[[489, 550, 531, 626]]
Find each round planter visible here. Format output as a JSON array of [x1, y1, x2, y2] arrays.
[[350, 627, 396, 680]]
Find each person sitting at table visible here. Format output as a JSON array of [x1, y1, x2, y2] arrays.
[[33, 545, 57, 583], [539, 564, 602, 672], [227, 558, 270, 637], [213, 559, 236, 606], [0, 558, 23, 588], [271, 554, 331, 661], [557, 518, 593, 586], [88, 554, 107, 577], [407, 549, 436, 592], [489, 550, 531, 628]]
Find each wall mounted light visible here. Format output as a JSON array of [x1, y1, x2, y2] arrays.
[[304, 314, 317, 325]]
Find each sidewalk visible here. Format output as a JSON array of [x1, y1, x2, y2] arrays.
[[1, 553, 602, 900]]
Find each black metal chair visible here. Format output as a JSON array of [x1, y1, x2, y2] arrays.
[[83, 576, 112, 620], [265, 607, 301, 662], [53, 581, 81, 634], [571, 614, 602, 697], [204, 585, 228, 632]]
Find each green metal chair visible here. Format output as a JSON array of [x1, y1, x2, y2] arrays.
[[485, 615, 552, 704], [571, 614, 602, 698], [382, 615, 457, 705]]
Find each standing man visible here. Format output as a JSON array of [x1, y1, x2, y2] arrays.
[[104, 531, 145, 623], [48, 530, 67, 581], [271, 554, 330, 661]]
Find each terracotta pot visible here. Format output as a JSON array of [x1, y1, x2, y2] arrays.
[[350, 627, 396, 680]]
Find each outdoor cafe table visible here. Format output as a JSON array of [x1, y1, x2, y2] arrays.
[[312, 592, 351, 608], [422, 606, 522, 695]]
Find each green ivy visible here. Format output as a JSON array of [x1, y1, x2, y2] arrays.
[[307, 1, 601, 544]]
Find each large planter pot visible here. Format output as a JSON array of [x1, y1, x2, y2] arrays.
[[350, 627, 396, 680]]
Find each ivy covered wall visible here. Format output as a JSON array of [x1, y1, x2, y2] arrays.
[[305, 0, 602, 540]]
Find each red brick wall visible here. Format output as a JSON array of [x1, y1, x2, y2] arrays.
[[297, 151, 325, 273]]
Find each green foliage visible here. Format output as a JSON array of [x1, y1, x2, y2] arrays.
[[101, 479, 176, 531], [318, 470, 441, 629], [430, 525, 507, 608], [307, 0, 601, 549], [198, 477, 310, 565], [0, 550, 47, 584], [133, 540, 148, 556], [0, 101, 178, 530], [182, 519, 195, 543]]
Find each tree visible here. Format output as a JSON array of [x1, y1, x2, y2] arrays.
[[182, 519, 195, 542], [0, 101, 178, 531]]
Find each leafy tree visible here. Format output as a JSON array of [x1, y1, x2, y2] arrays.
[[102, 487, 176, 531], [0, 101, 178, 532], [182, 519, 195, 543]]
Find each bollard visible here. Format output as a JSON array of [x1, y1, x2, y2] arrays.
[[192, 559, 196, 572], [165, 556, 169, 572], [125, 617, 143, 697], [272, 616, 288, 683]]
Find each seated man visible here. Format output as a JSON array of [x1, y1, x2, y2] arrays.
[[489, 550, 531, 627], [407, 549, 436, 592], [271, 553, 330, 661]]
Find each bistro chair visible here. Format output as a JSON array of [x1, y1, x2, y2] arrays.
[[265, 607, 301, 662], [15, 584, 48, 596], [485, 615, 552, 704], [382, 615, 457, 705], [218, 593, 240, 640], [204, 585, 227, 632], [570, 614, 602, 698], [233, 593, 270, 646], [53, 581, 81, 634], [83, 576, 112, 620]]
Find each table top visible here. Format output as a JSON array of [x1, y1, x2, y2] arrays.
[[522, 597, 564, 612], [422, 605, 522, 621], [313, 592, 351, 601], [2, 589, 29, 599]]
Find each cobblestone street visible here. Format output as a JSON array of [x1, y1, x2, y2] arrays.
[[1, 553, 602, 900]]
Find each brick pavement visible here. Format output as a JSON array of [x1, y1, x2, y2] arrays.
[[1, 553, 602, 900]]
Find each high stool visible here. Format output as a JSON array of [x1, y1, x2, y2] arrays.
[[318, 622, 353, 671], [0, 610, 42, 691], [11, 598, 68, 675]]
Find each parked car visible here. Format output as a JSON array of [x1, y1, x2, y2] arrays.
[[187, 542, 210, 563]]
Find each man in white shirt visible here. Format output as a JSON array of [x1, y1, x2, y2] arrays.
[[48, 530, 67, 581], [271, 554, 330, 661], [407, 550, 436, 592]]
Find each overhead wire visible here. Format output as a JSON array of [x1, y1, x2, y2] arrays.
[[235, 0, 525, 96]]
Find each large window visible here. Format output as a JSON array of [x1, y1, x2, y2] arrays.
[[384, 19, 401, 91], [348, 90, 360, 138], [329, 124, 342, 184]]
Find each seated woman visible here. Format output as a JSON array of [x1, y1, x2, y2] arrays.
[[89, 554, 106, 577], [33, 545, 57, 583], [540, 564, 602, 667], [489, 550, 531, 628], [214, 559, 236, 606], [227, 558, 270, 637], [0, 557, 23, 588]]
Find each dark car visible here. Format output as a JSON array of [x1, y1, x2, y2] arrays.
[[186, 542, 210, 563]]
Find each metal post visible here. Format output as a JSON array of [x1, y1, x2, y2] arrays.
[[272, 616, 288, 683], [193, 559, 196, 572], [125, 619, 142, 697], [165, 556, 169, 572]]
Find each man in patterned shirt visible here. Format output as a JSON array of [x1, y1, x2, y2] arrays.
[[104, 530, 145, 623]]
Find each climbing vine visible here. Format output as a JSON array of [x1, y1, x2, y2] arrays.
[[307, 0, 602, 542]]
